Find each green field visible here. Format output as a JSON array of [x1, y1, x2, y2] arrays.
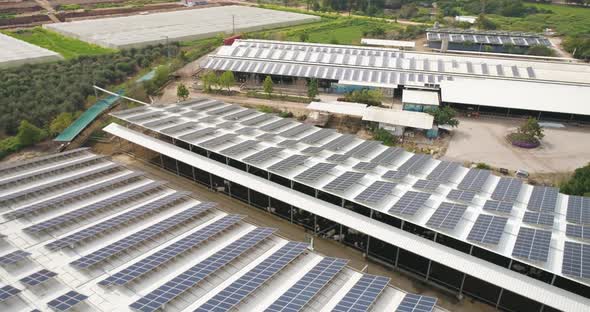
[[4, 28, 115, 59]]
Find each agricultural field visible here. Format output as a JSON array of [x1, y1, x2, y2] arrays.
[[3, 28, 115, 59]]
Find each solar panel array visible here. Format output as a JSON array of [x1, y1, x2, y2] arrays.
[[199, 133, 237, 149], [302, 146, 325, 154], [195, 242, 308, 312], [219, 140, 258, 156], [295, 163, 337, 182], [332, 274, 390, 312], [512, 227, 552, 262], [322, 134, 355, 151], [388, 191, 431, 216], [522, 211, 554, 227], [71, 203, 215, 268], [345, 141, 381, 159], [243, 147, 284, 164], [427, 161, 460, 182], [397, 154, 431, 173], [224, 109, 258, 121], [19, 269, 57, 287], [562, 241, 590, 279], [0, 148, 88, 177], [371, 147, 403, 165], [128, 227, 275, 312], [395, 293, 437, 312], [457, 169, 490, 192], [566, 224, 590, 240], [491, 177, 522, 202], [161, 121, 199, 135], [467, 215, 508, 245], [483, 200, 513, 214], [353, 162, 379, 171], [567, 196, 590, 224], [265, 257, 348, 312], [242, 114, 275, 126], [260, 119, 293, 132], [413, 179, 441, 191], [45, 192, 189, 250], [279, 124, 314, 137], [179, 127, 217, 142], [355, 181, 397, 204], [382, 170, 409, 181], [0, 284, 21, 302], [0, 250, 31, 266], [100, 215, 244, 286], [327, 154, 352, 163], [324, 172, 366, 192], [527, 186, 559, 212], [446, 189, 476, 203], [47, 291, 88, 311], [426, 202, 467, 230]]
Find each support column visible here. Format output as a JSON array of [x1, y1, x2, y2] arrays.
[[495, 288, 504, 309]]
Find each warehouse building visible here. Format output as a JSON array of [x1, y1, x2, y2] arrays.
[[202, 39, 590, 122], [0, 148, 439, 312], [105, 98, 590, 312], [0, 33, 62, 69]]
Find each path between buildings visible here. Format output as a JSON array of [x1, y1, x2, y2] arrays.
[[34, 0, 60, 23]]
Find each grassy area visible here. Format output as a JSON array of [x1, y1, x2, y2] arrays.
[[4, 28, 115, 59]]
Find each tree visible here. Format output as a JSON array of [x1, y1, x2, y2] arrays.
[[219, 71, 236, 92], [518, 117, 544, 141], [426, 106, 460, 128], [307, 78, 318, 99], [201, 71, 218, 92], [176, 83, 190, 101], [561, 163, 590, 196], [17, 120, 44, 146], [50, 112, 74, 136], [263, 76, 274, 98]]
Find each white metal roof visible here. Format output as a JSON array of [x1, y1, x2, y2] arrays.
[[362, 107, 434, 129], [402, 89, 440, 106], [0, 33, 62, 69], [0, 148, 433, 311], [306, 101, 367, 116], [361, 38, 416, 49], [104, 121, 590, 312]]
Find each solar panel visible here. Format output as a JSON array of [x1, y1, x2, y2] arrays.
[[279, 124, 314, 137], [332, 274, 390, 312], [413, 179, 441, 191], [388, 191, 431, 216], [208, 104, 243, 116], [457, 169, 490, 192], [0, 148, 88, 177], [127, 112, 163, 123], [396, 293, 437, 312], [382, 170, 409, 181], [190, 100, 225, 111], [223, 109, 258, 121], [353, 162, 379, 171], [219, 140, 258, 156], [268, 155, 309, 172], [323, 171, 365, 192], [260, 119, 293, 132], [20, 269, 57, 287], [143, 116, 179, 129], [562, 241, 590, 279], [160, 121, 199, 135], [24, 181, 162, 233], [301, 146, 325, 154], [567, 196, 590, 224], [128, 227, 275, 312], [326, 154, 351, 163], [71, 203, 215, 268], [243, 147, 284, 164], [278, 139, 299, 147], [491, 177, 522, 202], [370, 147, 404, 166], [300, 129, 335, 145], [527, 186, 559, 212], [426, 202, 467, 230], [522, 211, 554, 227], [511, 227, 552, 262], [0, 284, 20, 302], [321, 134, 355, 151], [99, 215, 245, 286], [426, 161, 460, 182], [45, 192, 189, 251], [178, 127, 217, 142], [195, 242, 308, 312], [483, 200, 513, 214], [345, 141, 381, 159], [47, 291, 88, 311], [0, 250, 31, 266], [295, 163, 337, 182], [446, 189, 476, 203], [235, 127, 256, 135], [242, 113, 275, 126], [467, 214, 508, 245], [398, 154, 431, 173], [565, 224, 590, 240], [199, 133, 236, 148], [265, 257, 348, 312]]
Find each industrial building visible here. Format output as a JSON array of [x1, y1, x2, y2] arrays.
[[0, 33, 62, 69], [426, 28, 553, 54], [0, 148, 439, 312], [104, 98, 590, 312], [202, 39, 590, 122], [43, 6, 319, 49]]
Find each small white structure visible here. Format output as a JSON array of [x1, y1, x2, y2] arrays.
[[306, 101, 367, 117], [361, 38, 416, 50], [402, 89, 440, 111], [0, 33, 62, 68], [455, 16, 477, 24]]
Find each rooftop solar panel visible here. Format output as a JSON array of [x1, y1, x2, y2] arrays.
[[278, 139, 299, 147], [300, 129, 336, 145], [321, 134, 355, 151], [295, 163, 338, 182], [143, 116, 179, 129], [219, 140, 258, 156], [260, 119, 293, 132], [71, 203, 215, 268], [326, 154, 351, 163], [257, 133, 277, 141], [413, 179, 441, 191], [491, 177, 522, 202], [128, 227, 275, 312], [457, 169, 490, 192], [45, 192, 189, 250], [268, 155, 309, 172], [178, 127, 217, 142], [567, 196, 590, 224], [241, 113, 275, 126], [47, 291, 88, 311], [562, 241, 590, 279], [100, 215, 245, 286], [565, 224, 590, 240], [195, 242, 308, 312], [371, 147, 404, 165], [467, 214, 508, 245], [302, 146, 325, 154], [426, 202, 467, 230], [353, 161, 379, 171], [190, 100, 225, 111], [388, 191, 431, 216], [160, 121, 199, 135], [332, 274, 390, 312], [323, 171, 366, 192], [522, 211, 554, 227], [20, 269, 57, 287], [446, 189, 476, 203], [527, 186, 559, 212], [265, 257, 348, 312], [0, 148, 88, 177], [199, 133, 236, 149], [279, 124, 314, 137], [0, 250, 31, 266], [127, 112, 163, 123], [355, 181, 397, 204], [426, 161, 460, 182], [224, 109, 258, 121], [398, 154, 431, 173], [382, 170, 409, 181], [243, 147, 284, 165], [396, 293, 437, 312], [483, 200, 513, 214], [511, 227, 552, 262], [0, 284, 21, 302], [208, 104, 242, 116]]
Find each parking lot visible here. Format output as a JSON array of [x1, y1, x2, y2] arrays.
[[443, 117, 590, 173]]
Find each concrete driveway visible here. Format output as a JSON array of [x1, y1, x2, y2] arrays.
[[442, 117, 590, 173]]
